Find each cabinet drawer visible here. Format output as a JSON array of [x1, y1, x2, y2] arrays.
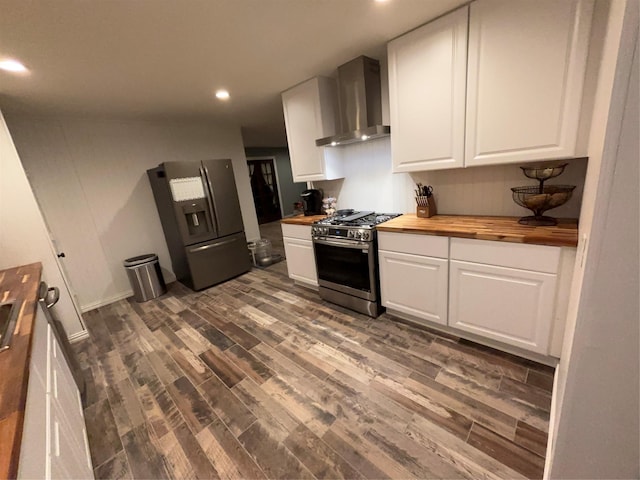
[[378, 232, 448, 258], [281, 223, 312, 240], [450, 237, 560, 273]]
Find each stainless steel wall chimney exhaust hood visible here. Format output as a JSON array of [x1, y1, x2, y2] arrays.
[[316, 56, 390, 147]]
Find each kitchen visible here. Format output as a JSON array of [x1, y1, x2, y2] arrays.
[[0, 0, 637, 479]]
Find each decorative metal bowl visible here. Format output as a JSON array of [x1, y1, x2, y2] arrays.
[[511, 185, 576, 226], [520, 163, 568, 181]]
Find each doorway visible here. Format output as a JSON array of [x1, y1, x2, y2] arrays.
[[247, 158, 282, 224]]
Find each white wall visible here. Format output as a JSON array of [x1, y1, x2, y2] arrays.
[[314, 137, 587, 218], [5, 115, 260, 312], [547, 0, 639, 477], [313, 137, 414, 213], [0, 109, 85, 337]]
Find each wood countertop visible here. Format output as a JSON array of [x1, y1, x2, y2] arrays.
[[377, 214, 578, 247], [280, 214, 327, 226], [0, 263, 42, 480]]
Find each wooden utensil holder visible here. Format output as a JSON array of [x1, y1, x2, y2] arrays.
[[416, 196, 437, 218]]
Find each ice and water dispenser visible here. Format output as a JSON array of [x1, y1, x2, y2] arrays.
[[180, 199, 213, 238]]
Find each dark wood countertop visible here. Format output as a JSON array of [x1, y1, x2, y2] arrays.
[[0, 263, 42, 480], [280, 214, 327, 226], [377, 214, 578, 247]]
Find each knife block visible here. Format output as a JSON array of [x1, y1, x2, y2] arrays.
[[416, 196, 437, 218]]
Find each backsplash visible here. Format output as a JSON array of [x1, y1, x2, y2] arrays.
[[313, 137, 587, 218]]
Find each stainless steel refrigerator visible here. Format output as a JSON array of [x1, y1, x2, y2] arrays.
[[147, 159, 251, 290]]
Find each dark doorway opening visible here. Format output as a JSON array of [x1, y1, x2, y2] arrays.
[[247, 158, 282, 224]]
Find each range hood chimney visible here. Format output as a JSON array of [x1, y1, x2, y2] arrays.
[[315, 56, 390, 147]]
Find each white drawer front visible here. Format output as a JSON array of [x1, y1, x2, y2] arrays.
[[378, 232, 449, 258], [281, 223, 312, 240], [450, 237, 560, 273]]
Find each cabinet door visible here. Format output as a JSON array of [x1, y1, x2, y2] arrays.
[[18, 310, 49, 480], [282, 77, 341, 182], [379, 250, 448, 325], [465, 0, 593, 166], [49, 403, 93, 480], [48, 325, 94, 479], [388, 6, 468, 172], [50, 337, 87, 454], [283, 237, 318, 287], [449, 260, 556, 354]]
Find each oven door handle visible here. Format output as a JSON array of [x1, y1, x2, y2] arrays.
[[313, 237, 371, 250]]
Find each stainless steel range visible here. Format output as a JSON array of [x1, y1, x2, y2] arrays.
[[311, 210, 401, 317]]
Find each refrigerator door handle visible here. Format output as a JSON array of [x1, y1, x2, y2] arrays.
[[200, 166, 220, 233], [188, 237, 237, 253]]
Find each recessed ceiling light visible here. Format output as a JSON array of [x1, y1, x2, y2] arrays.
[[0, 59, 28, 73], [215, 89, 230, 100], [361, 135, 369, 141]]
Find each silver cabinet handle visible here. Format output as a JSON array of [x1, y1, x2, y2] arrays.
[[46, 287, 60, 308]]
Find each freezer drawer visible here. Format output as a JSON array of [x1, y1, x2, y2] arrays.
[[185, 232, 251, 290]]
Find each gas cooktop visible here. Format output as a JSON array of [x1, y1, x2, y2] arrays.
[[314, 210, 402, 228]]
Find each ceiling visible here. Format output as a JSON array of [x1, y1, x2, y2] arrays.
[[0, 0, 467, 147]]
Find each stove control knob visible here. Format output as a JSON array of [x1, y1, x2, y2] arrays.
[[362, 230, 369, 241]]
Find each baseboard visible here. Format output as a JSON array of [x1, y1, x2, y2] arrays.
[[386, 308, 560, 367], [80, 290, 133, 313], [68, 330, 90, 343]]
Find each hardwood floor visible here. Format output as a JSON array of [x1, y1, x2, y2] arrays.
[[73, 267, 554, 479]]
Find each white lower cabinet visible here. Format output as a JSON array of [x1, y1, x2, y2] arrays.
[[448, 238, 561, 355], [379, 251, 448, 325], [378, 232, 449, 326], [282, 224, 318, 287], [19, 304, 93, 480], [449, 260, 557, 354], [379, 232, 571, 357]]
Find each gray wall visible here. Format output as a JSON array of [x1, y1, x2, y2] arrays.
[[245, 147, 307, 217]]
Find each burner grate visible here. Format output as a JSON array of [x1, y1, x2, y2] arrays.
[[315, 211, 401, 227]]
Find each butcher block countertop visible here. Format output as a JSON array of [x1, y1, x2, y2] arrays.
[[0, 263, 42, 480], [377, 214, 579, 247], [281, 214, 326, 226]]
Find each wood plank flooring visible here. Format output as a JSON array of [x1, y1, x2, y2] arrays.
[[73, 267, 554, 479]]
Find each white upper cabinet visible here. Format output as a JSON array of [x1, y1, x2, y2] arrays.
[[388, 0, 593, 172], [465, 0, 594, 166], [282, 77, 344, 182], [388, 6, 468, 172]]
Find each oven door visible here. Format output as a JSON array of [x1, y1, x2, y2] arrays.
[[313, 237, 377, 301]]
